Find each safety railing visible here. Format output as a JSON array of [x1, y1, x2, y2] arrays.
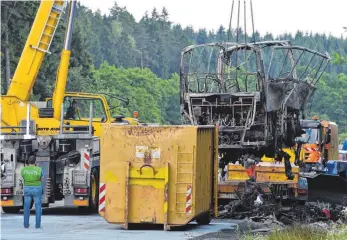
[[55, 103, 94, 139], [0, 104, 36, 140]]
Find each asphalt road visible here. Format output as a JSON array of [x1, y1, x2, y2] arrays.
[[0, 202, 237, 240]]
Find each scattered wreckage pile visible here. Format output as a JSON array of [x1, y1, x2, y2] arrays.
[[218, 180, 347, 228]]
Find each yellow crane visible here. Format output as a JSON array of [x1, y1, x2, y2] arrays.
[[0, 0, 137, 213]]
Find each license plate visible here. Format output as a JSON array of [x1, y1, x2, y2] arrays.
[[73, 199, 88, 206], [1, 200, 14, 207]]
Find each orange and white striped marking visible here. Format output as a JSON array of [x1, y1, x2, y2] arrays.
[[186, 185, 192, 214], [99, 183, 106, 212], [304, 147, 319, 152], [83, 152, 90, 170]]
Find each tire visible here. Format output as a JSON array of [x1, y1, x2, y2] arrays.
[[196, 212, 211, 225], [88, 167, 99, 213], [77, 167, 99, 214], [2, 207, 21, 214]]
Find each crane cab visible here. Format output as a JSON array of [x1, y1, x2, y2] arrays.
[[43, 92, 138, 137]]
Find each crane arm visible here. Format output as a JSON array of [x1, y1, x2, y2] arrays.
[[6, 0, 66, 101], [52, 0, 76, 120]]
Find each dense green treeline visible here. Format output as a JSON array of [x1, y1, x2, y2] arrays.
[[88, 62, 180, 124], [1, 1, 346, 139]]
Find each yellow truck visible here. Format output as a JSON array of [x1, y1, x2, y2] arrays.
[[0, 0, 137, 213], [98, 125, 219, 230], [218, 116, 339, 205]]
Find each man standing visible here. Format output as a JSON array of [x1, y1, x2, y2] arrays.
[[21, 155, 43, 229]]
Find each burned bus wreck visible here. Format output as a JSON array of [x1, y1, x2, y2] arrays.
[[180, 41, 330, 173]]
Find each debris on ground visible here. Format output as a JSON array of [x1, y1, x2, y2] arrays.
[[218, 181, 347, 229], [236, 215, 284, 233]]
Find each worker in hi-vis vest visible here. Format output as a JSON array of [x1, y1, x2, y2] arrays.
[[21, 155, 43, 229]]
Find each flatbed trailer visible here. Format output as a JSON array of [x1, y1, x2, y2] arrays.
[[218, 162, 308, 204]]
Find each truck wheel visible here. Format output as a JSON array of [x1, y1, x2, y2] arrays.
[[89, 167, 99, 213], [2, 207, 21, 214], [196, 212, 211, 225]]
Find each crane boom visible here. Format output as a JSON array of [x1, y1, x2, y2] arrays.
[[52, 0, 76, 120], [6, 0, 66, 101]]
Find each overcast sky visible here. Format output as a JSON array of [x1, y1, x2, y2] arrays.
[[81, 0, 346, 38]]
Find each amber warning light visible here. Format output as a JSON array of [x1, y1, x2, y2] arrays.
[[133, 111, 139, 119]]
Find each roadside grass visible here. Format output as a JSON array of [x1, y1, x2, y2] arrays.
[[241, 224, 347, 240], [326, 224, 347, 240], [266, 226, 327, 240]]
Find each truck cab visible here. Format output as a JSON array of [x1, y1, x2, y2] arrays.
[[298, 117, 339, 164]]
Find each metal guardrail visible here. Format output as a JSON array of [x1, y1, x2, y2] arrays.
[[0, 103, 95, 140]]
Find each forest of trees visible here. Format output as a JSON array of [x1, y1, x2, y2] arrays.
[[1, 1, 346, 141]]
